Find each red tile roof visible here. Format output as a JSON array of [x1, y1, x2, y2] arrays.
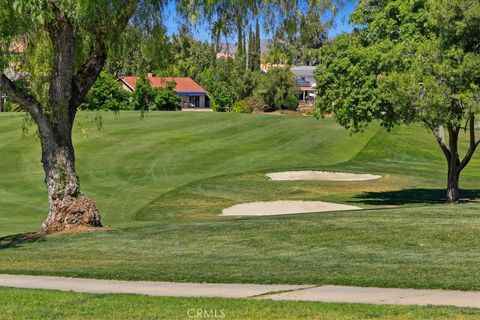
[[120, 76, 207, 94]]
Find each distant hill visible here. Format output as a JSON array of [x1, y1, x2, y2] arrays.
[[217, 39, 272, 57]]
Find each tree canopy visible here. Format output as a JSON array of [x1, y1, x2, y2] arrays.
[[316, 0, 480, 202]]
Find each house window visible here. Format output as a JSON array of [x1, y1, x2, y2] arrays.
[[189, 96, 200, 108]]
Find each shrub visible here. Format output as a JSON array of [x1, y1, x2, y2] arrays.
[[2, 101, 22, 112], [131, 77, 154, 110], [254, 67, 299, 111], [284, 95, 299, 110], [150, 82, 180, 111], [231, 100, 252, 113], [80, 72, 131, 111]]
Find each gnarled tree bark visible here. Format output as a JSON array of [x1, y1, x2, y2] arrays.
[[39, 122, 102, 233], [40, 4, 102, 233]]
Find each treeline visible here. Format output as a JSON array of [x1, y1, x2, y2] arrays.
[[78, 24, 300, 113], [2, 19, 322, 113]]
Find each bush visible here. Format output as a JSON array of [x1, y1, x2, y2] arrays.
[[198, 68, 232, 112], [150, 82, 180, 111], [80, 72, 131, 111], [131, 77, 154, 110], [231, 96, 268, 113], [284, 95, 299, 110], [254, 67, 299, 111], [231, 100, 252, 113], [2, 101, 22, 112]]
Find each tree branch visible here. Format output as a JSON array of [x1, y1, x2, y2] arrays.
[[426, 122, 451, 163], [70, 43, 108, 111], [0, 73, 47, 123], [460, 113, 480, 170], [70, 0, 139, 112]]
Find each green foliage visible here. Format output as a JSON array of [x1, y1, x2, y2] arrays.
[[2, 101, 21, 112], [198, 67, 232, 112], [80, 73, 131, 111], [130, 77, 180, 111], [131, 77, 154, 111], [316, 0, 480, 132], [255, 68, 299, 111], [247, 21, 261, 71], [0, 0, 163, 112], [284, 95, 299, 111], [151, 82, 181, 111], [268, 7, 329, 65], [104, 25, 172, 77], [231, 100, 252, 113], [231, 96, 267, 113]]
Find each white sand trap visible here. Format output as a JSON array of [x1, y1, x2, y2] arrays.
[[266, 171, 381, 181], [221, 200, 361, 216]]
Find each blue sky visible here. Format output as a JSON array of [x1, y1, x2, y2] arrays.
[[163, 1, 358, 42]]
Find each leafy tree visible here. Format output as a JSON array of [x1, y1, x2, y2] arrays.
[[131, 77, 154, 111], [0, 0, 145, 233], [198, 67, 232, 111], [104, 25, 172, 77], [229, 62, 258, 102], [255, 67, 299, 111], [253, 20, 261, 71], [316, 0, 480, 203], [151, 82, 180, 111], [80, 72, 131, 111], [269, 7, 330, 65]]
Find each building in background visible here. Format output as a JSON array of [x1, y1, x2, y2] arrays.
[[291, 66, 316, 102], [119, 75, 209, 109]]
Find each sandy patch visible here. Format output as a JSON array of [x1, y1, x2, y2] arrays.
[[267, 171, 381, 181], [221, 200, 361, 216]]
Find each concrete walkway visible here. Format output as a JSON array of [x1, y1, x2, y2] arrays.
[[1, 274, 479, 308]]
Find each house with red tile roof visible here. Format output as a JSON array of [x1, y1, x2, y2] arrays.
[[119, 75, 210, 109]]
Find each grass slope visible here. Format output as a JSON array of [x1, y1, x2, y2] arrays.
[[0, 111, 480, 290], [0, 112, 379, 235], [1, 287, 479, 320]]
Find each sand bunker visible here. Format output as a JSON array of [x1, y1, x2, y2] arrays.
[[221, 200, 361, 216], [266, 171, 381, 181]]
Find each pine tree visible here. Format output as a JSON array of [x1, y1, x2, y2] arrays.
[[236, 17, 243, 57], [247, 25, 253, 70], [255, 20, 261, 71]]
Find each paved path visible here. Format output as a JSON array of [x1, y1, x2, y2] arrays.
[[0, 274, 311, 299], [1, 274, 479, 308], [264, 285, 480, 308]]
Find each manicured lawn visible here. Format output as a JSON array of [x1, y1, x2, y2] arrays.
[[0, 111, 380, 235], [0, 111, 480, 291], [2, 111, 479, 234], [0, 287, 479, 320], [1, 204, 479, 290]]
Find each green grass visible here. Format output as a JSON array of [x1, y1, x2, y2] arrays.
[[1, 287, 479, 320], [1, 111, 480, 290], [1, 204, 479, 290], [0, 111, 381, 235]]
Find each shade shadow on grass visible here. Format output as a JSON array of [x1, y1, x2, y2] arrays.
[[0, 232, 45, 249], [353, 188, 480, 205]]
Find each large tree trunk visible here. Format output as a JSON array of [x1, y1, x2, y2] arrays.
[[40, 7, 102, 233], [446, 125, 461, 203], [447, 162, 460, 203], [39, 122, 101, 234]]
